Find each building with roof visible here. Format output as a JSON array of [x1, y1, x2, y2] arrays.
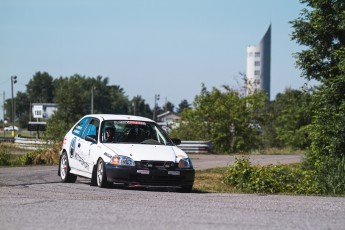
[[156, 111, 181, 133], [246, 24, 271, 99]]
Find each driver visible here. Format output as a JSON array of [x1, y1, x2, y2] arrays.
[[105, 127, 115, 143]]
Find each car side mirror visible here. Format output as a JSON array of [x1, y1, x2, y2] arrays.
[[171, 138, 181, 146], [85, 135, 97, 144]]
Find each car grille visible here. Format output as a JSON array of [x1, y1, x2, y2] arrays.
[[137, 161, 177, 170]]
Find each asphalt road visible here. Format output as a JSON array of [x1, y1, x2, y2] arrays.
[[1, 154, 344, 230]]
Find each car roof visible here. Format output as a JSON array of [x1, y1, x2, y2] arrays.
[[83, 114, 155, 123]]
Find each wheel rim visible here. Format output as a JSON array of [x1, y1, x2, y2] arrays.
[[60, 155, 67, 180], [97, 160, 103, 186]]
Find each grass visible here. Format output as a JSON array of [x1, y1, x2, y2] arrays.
[[248, 147, 306, 155], [193, 167, 240, 193], [0, 130, 38, 138]]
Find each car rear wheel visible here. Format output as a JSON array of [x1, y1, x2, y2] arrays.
[[60, 152, 77, 183], [96, 158, 112, 188]]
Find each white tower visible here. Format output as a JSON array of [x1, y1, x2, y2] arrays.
[[246, 25, 271, 99]]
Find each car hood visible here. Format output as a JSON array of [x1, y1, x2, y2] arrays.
[[103, 143, 186, 162]]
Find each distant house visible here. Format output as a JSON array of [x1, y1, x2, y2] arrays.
[[156, 111, 181, 133]]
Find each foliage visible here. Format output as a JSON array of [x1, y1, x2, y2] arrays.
[[290, 0, 345, 194], [163, 101, 175, 113], [273, 88, 313, 149], [4, 92, 31, 128], [171, 84, 268, 153], [306, 82, 345, 194], [43, 118, 71, 144], [15, 92, 31, 128], [5, 72, 154, 131], [27, 71, 55, 103], [0, 145, 11, 165], [51, 75, 132, 139], [5, 72, 55, 127], [53, 75, 96, 124], [177, 99, 191, 114], [0, 142, 60, 167], [19, 147, 59, 165], [290, 0, 345, 83], [223, 158, 320, 194], [130, 95, 153, 118]]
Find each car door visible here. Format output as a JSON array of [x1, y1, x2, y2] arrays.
[[69, 117, 91, 172], [77, 118, 100, 174]]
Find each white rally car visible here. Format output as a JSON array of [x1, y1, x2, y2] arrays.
[[58, 114, 195, 192]]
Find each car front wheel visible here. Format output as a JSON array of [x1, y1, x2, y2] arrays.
[[60, 152, 77, 183], [96, 158, 112, 188]]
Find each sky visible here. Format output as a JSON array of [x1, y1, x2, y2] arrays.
[[0, 0, 312, 120]]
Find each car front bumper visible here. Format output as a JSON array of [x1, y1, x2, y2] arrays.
[[105, 163, 195, 188]]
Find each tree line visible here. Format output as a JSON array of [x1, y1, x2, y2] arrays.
[[170, 84, 313, 153], [4, 72, 191, 129], [4, 71, 314, 153]]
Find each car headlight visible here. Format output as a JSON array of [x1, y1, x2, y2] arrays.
[[110, 155, 135, 166], [178, 158, 193, 169]]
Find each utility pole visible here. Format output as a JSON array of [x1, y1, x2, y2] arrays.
[[11, 76, 17, 137], [91, 86, 95, 114], [2, 91, 5, 138], [153, 94, 160, 121], [132, 102, 136, 115]]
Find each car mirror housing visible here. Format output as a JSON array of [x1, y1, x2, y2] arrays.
[[85, 135, 97, 144], [171, 138, 181, 146]]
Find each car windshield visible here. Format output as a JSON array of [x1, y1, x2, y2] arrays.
[[100, 120, 173, 145]]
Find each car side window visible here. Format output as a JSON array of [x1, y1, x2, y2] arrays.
[[72, 117, 91, 137], [82, 118, 100, 140]]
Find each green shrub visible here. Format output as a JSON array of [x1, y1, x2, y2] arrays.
[[19, 147, 60, 165], [20, 151, 42, 165], [223, 157, 320, 194], [0, 143, 61, 166], [0, 146, 11, 166], [222, 157, 252, 192]]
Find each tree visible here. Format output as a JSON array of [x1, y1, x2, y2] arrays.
[[290, 0, 345, 194], [4, 92, 30, 128], [15, 92, 31, 128], [171, 84, 268, 153], [163, 101, 175, 113], [46, 74, 132, 142], [177, 99, 191, 114], [130, 96, 152, 118], [273, 88, 312, 149], [26, 72, 54, 103], [52, 75, 90, 124], [107, 85, 129, 114]]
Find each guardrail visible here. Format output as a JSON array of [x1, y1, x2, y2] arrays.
[[14, 137, 48, 150], [178, 141, 212, 154], [0, 137, 15, 143], [2, 137, 213, 153]]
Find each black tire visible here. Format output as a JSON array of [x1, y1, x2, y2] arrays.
[[96, 158, 112, 188], [60, 152, 77, 183], [90, 165, 97, 186]]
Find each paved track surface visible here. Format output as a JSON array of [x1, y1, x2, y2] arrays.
[[1, 154, 344, 230]]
